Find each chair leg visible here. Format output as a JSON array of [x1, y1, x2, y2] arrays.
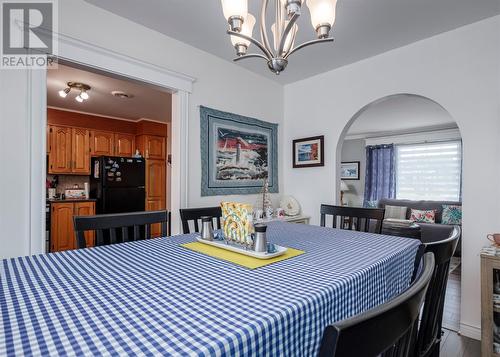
[[429, 341, 440, 357]]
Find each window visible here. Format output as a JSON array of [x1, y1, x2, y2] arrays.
[[395, 141, 462, 201]]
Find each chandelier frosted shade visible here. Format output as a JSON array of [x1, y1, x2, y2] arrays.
[[221, 0, 248, 31], [307, 0, 337, 37], [231, 14, 256, 51]]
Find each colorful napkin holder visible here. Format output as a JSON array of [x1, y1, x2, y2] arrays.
[[220, 201, 253, 245]]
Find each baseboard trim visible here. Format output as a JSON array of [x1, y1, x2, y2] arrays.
[[459, 322, 481, 340]]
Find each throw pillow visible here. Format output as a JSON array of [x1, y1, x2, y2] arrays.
[[410, 209, 436, 223], [442, 205, 462, 225], [385, 205, 408, 220], [365, 200, 378, 208]]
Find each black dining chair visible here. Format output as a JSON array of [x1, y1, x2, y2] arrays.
[[414, 226, 461, 357], [320, 204, 386, 234], [179, 206, 222, 234], [318, 253, 435, 357], [74, 210, 169, 249]]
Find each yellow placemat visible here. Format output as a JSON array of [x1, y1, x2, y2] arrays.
[[181, 242, 305, 269]]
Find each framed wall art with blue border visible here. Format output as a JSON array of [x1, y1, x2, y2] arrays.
[[200, 106, 279, 196]]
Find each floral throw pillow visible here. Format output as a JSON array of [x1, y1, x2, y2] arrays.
[[410, 209, 436, 223], [442, 205, 462, 225], [365, 200, 378, 208]]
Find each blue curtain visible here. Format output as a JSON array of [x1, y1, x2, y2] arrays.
[[363, 144, 396, 206]]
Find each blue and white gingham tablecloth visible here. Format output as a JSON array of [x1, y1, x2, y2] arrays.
[[1, 221, 420, 356]]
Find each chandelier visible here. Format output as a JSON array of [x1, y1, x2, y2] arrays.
[[58, 82, 91, 103], [221, 0, 337, 75]]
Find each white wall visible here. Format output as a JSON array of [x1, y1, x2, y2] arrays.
[[0, 0, 283, 259], [340, 139, 365, 207], [0, 70, 31, 258], [284, 16, 500, 337]]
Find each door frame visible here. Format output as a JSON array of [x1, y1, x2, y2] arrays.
[[29, 33, 195, 254]]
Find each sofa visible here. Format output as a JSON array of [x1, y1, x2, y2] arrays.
[[378, 198, 462, 255]]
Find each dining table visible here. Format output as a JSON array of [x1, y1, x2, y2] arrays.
[[0, 221, 420, 356]]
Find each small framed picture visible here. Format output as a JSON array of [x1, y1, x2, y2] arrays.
[[292, 136, 324, 168], [340, 161, 360, 180]]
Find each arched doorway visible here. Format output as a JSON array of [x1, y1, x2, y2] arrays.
[[337, 93, 463, 332]]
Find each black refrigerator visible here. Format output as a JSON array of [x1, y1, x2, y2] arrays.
[[90, 156, 145, 214]]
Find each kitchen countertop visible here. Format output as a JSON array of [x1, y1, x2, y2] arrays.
[[47, 198, 97, 203]]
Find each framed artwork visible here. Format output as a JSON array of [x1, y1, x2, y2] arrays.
[[200, 106, 279, 196], [292, 135, 324, 168], [340, 161, 360, 180]]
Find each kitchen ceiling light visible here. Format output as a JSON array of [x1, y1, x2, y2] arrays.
[[58, 87, 70, 98], [80, 90, 89, 100], [58, 82, 91, 102], [221, 0, 337, 75]]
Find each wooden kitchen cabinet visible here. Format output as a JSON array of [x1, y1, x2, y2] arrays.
[[72, 128, 91, 174], [114, 133, 135, 157], [74, 202, 95, 248], [146, 159, 166, 238], [91, 130, 114, 156], [139, 134, 168, 236], [146, 136, 165, 159], [146, 159, 166, 201], [51, 202, 76, 252], [48, 125, 91, 174], [147, 199, 166, 237], [50, 201, 95, 252], [48, 126, 72, 174], [136, 135, 165, 160], [48, 125, 142, 174], [147, 199, 166, 211], [91, 131, 135, 157]]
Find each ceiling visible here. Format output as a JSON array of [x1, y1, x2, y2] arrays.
[[345, 95, 457, 138], [47, 63, 172, 121], [84, 0, 500, 84]]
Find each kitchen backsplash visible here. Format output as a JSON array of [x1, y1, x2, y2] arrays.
[[47, 174, 90, 195]]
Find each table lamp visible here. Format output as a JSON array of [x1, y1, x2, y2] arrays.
[[340, 180, 349, 206]]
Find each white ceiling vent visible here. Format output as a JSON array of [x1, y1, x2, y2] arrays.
[[111, 90, 134, 99]]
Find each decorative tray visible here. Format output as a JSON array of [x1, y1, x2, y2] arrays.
[[196, 237, 288, 260]]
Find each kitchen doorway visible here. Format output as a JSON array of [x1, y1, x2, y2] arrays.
[[27, 35, 194, 256], [45, 61, 173, 252]]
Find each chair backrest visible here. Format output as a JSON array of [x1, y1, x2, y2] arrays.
[[179, 206, 222, 234], [318, 253, 435, 357], [74, 210, 169, 249], [320, 204, 385, 234], [414, 226, 461, 357]]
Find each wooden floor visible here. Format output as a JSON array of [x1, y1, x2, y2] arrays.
[[436, 260, 481, 356], [443, 262, 461, 331], [433, 261, 482, 357], [440, 328, 481, 357]]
